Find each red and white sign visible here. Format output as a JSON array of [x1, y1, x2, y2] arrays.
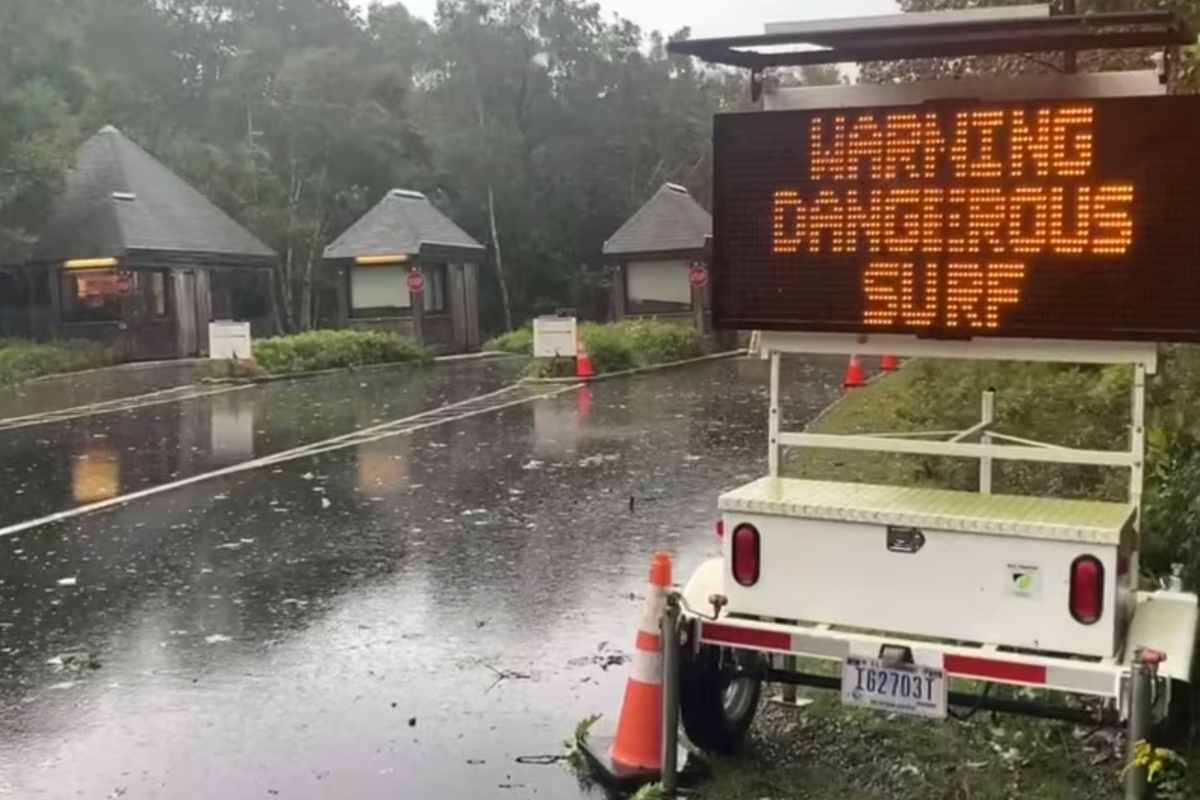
[[688, 263, 709, 289], [406, 270, 425, 294]]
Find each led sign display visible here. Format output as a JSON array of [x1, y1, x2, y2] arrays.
[[712, 96, 1200, 341]]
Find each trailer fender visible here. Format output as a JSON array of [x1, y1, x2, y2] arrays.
[[682, 558, 724, 618], [1124, 591, 1199, 683]]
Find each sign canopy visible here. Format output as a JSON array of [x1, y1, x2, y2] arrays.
[[712, 95, 1200, 342]]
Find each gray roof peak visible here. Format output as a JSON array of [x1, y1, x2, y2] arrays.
[[323, 189, 484, 261], [602, 182, 712, 257], [32, 126, 275, 264]]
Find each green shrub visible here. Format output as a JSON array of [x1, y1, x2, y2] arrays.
[[252, 330, 431, 374], [1143, 428, 1200, 588], [890, 359, 1133, 501], [485, 325, 533, 355], [0, 339, 117, 384], [525, 320, 703, 377], [787, 344, 1200, 586]]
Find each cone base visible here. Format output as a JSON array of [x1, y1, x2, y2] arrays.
[[578, 734, 660, 791]]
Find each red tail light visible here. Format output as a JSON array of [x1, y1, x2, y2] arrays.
[[715, 519, 725, 539], [1069, 555, 1104, 625], [731, 524, 760, 587]]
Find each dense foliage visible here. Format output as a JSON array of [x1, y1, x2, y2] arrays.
[[485, 325, 534, 355], [792, 346, 1200, 584], [252, 329, 430, 373], [527, 319, 702, 377], [0, 338, 116, 384], [0, 0, 825, 335]]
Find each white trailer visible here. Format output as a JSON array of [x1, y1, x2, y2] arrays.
[[677, 336, 1195, 753]]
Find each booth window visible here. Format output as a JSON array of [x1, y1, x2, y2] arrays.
[[351, 264, 411, 317], [62, 270, 123, 322], [625, 260, 693, 314], [350, 263, 448, 317], [60, 269, 169, 323]]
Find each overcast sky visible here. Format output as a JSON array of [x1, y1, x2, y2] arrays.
[[354, 0, 900, 38]]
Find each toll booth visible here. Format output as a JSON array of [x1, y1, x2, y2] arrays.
[[603, 183, 717, 338], [24, 125, 277, 360], [322, 189, 483, 354]]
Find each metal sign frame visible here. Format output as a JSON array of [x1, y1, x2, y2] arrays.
[[744, 73, 1162, 529], [764, 332, 1152, 535]]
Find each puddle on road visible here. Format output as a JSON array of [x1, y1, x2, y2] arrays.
[[0, 358, 529, 527], [0, 356, 844, 799]]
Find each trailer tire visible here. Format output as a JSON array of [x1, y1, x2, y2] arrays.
[[679, 644, 762, 754], [1153, 679, 1194, 747]]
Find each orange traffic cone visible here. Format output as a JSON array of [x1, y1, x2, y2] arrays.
[[843, 354, 867, 388], [576, 334, 595, 379], [609, 553, 672, 771], [880, 355, 899, 372]]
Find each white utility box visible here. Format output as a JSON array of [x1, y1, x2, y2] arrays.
[[208, 321, 252, 360], [533, 316, 577, 358], [719, 477, 1136, 659]]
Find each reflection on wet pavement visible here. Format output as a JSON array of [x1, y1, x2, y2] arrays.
[[0, 358, 528, 526], [0, 363, 207, 421], [0, 355, 842, 799]]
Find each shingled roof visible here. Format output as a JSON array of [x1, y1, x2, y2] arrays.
[[32, 125, 275, 266], [323, 189, 485, 262], [602, 183, 712, 258]]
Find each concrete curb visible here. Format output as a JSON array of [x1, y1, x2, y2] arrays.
[[201, 351, 517, 386], [520, 350, 747, 385], [18, 357, 210, 386]]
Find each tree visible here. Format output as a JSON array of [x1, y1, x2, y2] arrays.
[[2, 0, 765, 334], [0, 0, 88, 263]]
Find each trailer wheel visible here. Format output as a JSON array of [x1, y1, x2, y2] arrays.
[[1153, 679, 1194, 747], [679, 644, 762, 753]]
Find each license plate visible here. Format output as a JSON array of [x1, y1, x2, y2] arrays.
[[841, 657, 947, 719]]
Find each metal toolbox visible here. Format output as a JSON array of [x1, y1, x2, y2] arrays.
[[719, 477, 1136, 659]]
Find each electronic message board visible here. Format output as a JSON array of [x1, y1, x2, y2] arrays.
[[712, 96, 1200, 342]]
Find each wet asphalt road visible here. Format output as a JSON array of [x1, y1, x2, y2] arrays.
[[0, 358, 528, 527], [0, 355, 844, 799], [0, 363, 209, 422]]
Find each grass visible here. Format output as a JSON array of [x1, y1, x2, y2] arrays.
[[692, 690, 1158, 800], [484, 325, 533, 355], [526, 320, 704, 378], [0, 338, 117, 384], [250, 330, 432, 375], [784, 364, 924, 487]]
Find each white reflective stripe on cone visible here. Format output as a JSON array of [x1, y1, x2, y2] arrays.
[[638, 587, 666, 635], [629, 649, 664, 685]]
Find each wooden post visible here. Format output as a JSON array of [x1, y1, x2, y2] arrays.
[[449, 263, 468, 352], [611, 263, 627, 321], [410, 266, 425, 346], [464, 262, 481, 351], [48, 266, 63, 341]]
